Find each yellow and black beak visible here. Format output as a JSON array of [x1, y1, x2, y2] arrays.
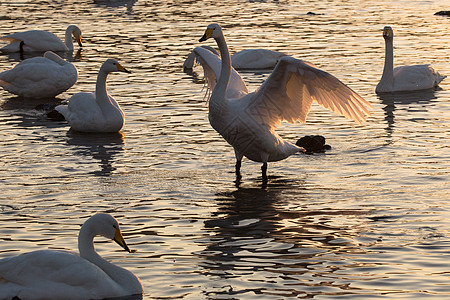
[[199, 28, 214, 42], [78, 39, 83, 47], [113, 228, 132, 253], [116, 63, 131, 74]]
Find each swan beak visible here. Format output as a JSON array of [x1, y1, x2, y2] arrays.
[[117, 63, 131, 74], [199, 28, 214, 42], [78, 39, 83, 47], [113, 228, 132, 253]]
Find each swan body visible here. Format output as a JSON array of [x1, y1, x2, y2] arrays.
[[231, 49, 287, 69], [55, 59, 130, 133], [0, 51, 78, 98], [184, 46, 286, 70], [196, 23, 372, 181], [376, 26, 446, 93], [0, 25, 82, 53], [0, 213, 143, 300]]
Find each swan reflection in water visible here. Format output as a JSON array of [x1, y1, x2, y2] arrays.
[[378, 89, 438, 143], [197, 179, 372, 298], [66, 130, 125, 176]]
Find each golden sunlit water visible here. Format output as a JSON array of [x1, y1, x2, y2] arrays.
[[0, 0, 449, 299]]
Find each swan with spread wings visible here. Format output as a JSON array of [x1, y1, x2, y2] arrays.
[[194, 23, 372, 182]]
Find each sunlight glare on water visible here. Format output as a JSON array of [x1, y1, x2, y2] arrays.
[[0, 0, 449, 299]]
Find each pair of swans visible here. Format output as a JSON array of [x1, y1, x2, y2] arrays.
[[0, 213, 143, 299], [0, 56, 129, 133], [194, 23, 372, 181], [0, 25, 83, 98]]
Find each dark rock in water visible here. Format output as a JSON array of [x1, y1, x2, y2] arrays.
[[307, 11, 324, 15], [296, 135, 331, 154], [435, 11, 450, 16]]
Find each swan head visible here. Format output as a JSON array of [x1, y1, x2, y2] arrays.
[[199, 23, 223, 42], [81, 213, 132, 253], [382, 26, 393, 40], [67, 25, 83, 47], [102, 58, 131, 74]]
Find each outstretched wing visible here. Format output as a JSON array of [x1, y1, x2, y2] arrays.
[[192, 46, 248, 99], [247, 56, 372, 127]]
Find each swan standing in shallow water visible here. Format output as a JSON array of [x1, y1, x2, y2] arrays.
[[195, 23, 372, 182], [55, 59, 130, 133], [376, 26, 446, 93], [0, 213, 143, 300], [0, 25, 82, 53], [0, 51, 78, 98]]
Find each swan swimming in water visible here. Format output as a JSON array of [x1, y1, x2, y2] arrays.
[[184, 46, 286, 70], [0, 213, 143, 300], [0, 25, 82, 53], [55, 58, 130, 133], [0, 51, 78, 98], [376, 26, 446, 93], [194, 23, 372, 182]]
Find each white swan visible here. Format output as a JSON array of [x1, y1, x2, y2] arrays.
[[376, 26, 446, 93], [0, 213, 143, 300], [55, 59, 130, 133], [0, 51, 78, 98], [184, 46, 286, 70], [0, 25, 82, 53], [195, 23, 372, 181], [231, 49, 287, 70]]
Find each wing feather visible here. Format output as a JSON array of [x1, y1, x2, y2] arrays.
[[248, 56, 372, 127]]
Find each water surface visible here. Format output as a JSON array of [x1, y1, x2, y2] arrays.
[[0, 0, 449, 299]]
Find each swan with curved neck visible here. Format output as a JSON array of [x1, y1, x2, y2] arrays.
[[0, 25, 82, 53], [0, 51, 77, 98], [55, 59, 130, 133], [196, 23, 372, 183], [376, 26, 446, 93], [0, 213, 143, 299]]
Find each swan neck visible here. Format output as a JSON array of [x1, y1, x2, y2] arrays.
[[78, 224, 142, 294], [214, 33, 231, 99], [381, 37, 394, 84], [96, 67, 110, 104], [65, 27, 74, 51]]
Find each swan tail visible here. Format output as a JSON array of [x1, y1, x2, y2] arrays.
[[54, 104, 70, 120], [437, 73, 447, 85]]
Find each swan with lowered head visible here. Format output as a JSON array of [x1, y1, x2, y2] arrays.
[[376, 26, 446, 93], [195, 23, 372, 182], [0, 51, 78, 98], [0, 213, 143, 300], [55, 59, 130, 133], [0, 25, 82, 53]]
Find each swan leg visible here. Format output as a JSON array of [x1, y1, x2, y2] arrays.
[[234, 149, 243, 184], [261, 162, 268, 184]]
